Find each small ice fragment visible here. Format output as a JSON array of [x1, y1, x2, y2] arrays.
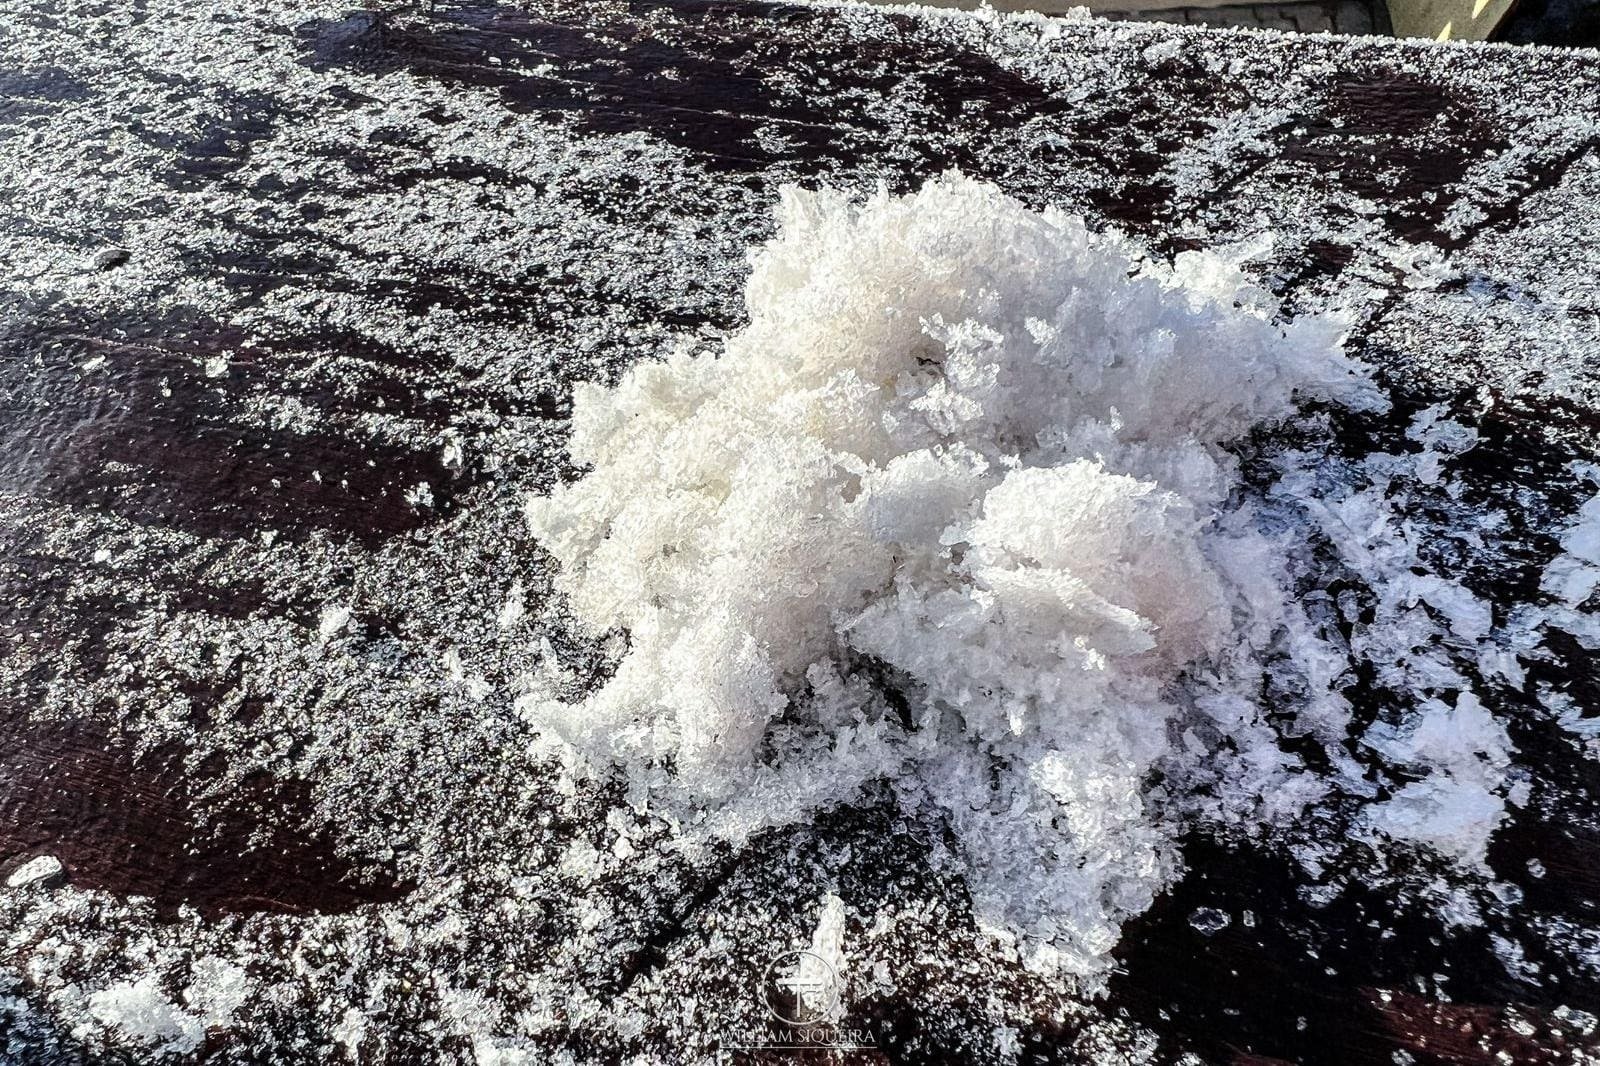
[[6, 854, 63, 889], [203, 355, 228, 378], [442, 434, 465, 472], [332, 1007, 367, 1057], [1528, 858, 1546, 879], [1189, 907, 1231, 936], [498, 581, 526, 629], [1141, 39, 1182, 65], [319, 604, 351, 640], [90, 247, 129, 271]]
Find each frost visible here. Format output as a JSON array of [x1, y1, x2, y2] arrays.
[[318, 604, 352, 640], [1361, 693, 1514, 868], [333, 1007, 368, 1058], [473, 1038, 540, 1066], [808, 893, 848, 1021], [1541, 466, 1600, 631], [443, 433, 466, 472], [520, 174, 1464, 980], [407, 481, 436, 511], [85, 976, 205, 1056], [183, 957, 250, 1031], [4, 0, 1595, 1051], [498, 581, 527, 629], [1140, 39, 1183, 65], [1406, 403, 1478, 487]]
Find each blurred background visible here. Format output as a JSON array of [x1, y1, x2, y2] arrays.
[[907, 0, 1600, 45]]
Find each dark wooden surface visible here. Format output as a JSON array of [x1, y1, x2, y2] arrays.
[[2, 1, 1600, 1062]]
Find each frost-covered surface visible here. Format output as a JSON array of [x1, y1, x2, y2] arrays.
[[3, 0, 1600, 1062]]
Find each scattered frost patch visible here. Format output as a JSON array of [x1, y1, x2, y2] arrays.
[[523, 175, 1534, 981], [1406, 402, 1479, 488], [184, 957, 250, 1033], [66, 954, 251, 1060], [84, 977, 205, 1056]]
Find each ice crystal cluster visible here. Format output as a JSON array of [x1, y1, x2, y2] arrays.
[[524, 175, 1508, 978]]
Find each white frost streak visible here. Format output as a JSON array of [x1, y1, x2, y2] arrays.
[[520, 176, 1521, 979], [807, 893, 848, 1021]]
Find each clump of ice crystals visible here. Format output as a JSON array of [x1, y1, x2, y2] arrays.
[[522, 174, 1489, 978]]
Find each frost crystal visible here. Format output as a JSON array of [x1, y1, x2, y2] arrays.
[[1360, 693, 1513, 867], [523, 175, 1508, 980], [1188, 907, 1231, 936], [1539, 466, 1600, 649]]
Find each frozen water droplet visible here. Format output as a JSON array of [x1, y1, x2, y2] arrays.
[[1189, 907, 1230, 936]]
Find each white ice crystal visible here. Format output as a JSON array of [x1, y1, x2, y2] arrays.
[[1539, 465, 1600, 649], [333, 1007, 368, 1058], [523, 174, 1516, 980], [1361, 693, 1514, 867], [318, 603, 352, 641]]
